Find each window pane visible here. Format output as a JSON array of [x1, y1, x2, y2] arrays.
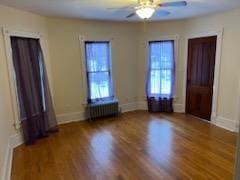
[[89, 72, 110, 99], [150, 70, 160, 94], [85, 42, 109, 72], [148, 41, 174, 96], [150, 70, 172, 95], [150, 41, 173, 69], [160, 70, 171, 95]]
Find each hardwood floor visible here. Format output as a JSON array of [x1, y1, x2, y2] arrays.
[[11, 111, 237, 180]]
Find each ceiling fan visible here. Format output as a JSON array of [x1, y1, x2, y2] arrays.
[[108, 0, 187, 19]]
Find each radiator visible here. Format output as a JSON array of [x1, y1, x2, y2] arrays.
[[86, 99, 119, 120]]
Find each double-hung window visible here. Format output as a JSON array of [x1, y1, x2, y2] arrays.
[[147, 40, 175, 98], [85, 41, 113, 103]]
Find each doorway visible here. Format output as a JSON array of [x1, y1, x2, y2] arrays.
[[186, 36, 217, 120]]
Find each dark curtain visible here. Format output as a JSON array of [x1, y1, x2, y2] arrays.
[[147, 97, 173, 113], [146, 41, 175, 113], [11, 37, 58, 145]]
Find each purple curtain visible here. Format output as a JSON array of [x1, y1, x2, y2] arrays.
[[146, 41, 175, 112], [11, 37, 58, 145]]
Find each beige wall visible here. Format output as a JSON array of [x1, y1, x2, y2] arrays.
[[185, 9, 240, 124], [48, 9, 240, 130], [47, 18, 140, 114], [0, 5, 48, 179], [138, 9, 240, 130], [137, 20, 186, 106], [1, 3, 240, 178]]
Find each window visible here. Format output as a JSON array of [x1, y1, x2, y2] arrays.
[[147, 40, 175, 97], [85, 41, 113, 102]]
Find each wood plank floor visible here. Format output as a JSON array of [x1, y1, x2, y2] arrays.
[[11, 111, 237, 180]]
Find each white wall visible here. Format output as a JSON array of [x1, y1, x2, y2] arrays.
[[0, 5, 49, 180]]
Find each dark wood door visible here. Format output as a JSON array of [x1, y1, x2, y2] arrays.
[[186, 36, 217, 120]]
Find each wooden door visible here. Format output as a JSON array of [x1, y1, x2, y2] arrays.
[[186, 36, 217, 120]]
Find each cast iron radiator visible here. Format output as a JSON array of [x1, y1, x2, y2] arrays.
[[86, 99, 119, 120]]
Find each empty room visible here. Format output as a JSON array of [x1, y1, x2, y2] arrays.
[[0, 0, 240, 179]]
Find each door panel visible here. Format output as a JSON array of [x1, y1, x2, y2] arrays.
[[186, 36, 217, 120]]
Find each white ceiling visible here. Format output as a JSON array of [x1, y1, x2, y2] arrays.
[[1, 0, 240, 21]]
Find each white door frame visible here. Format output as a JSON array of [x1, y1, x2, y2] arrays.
[[2, 28, 49, 129], [235, 81, 240, 178], [182, 29, 224, 123]]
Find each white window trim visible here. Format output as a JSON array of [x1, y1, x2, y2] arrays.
[[79, 35, 115, 105], [144, 35, 179, 100], [148, 40, 175, 97], [182, 29, 224, 123], [2, 27, 51, 130]]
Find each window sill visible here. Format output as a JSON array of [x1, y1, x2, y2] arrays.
[[88, 98, 118, 106]]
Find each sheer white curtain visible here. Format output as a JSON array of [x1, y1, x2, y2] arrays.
[[147, 41, 175, 98], [146, 40, 175, 112], [85, 42, 113, 103]]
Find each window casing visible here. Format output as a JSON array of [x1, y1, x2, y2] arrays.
[[85, 41, 113, 103], [147, 40, 175, 98]]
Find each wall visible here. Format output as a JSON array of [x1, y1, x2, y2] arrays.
[[47, 18, 140, 118], [185, 9, 240, 131], [1, 4, 240, 179], [48, 9, 240, 131], [0, 5, 48, 180], [137, 20, 186, 111], [138, 8, 240, 131]]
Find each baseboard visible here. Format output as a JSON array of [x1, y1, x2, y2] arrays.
[[137, 101, 148, 110], [135, 102, 238, 132], [56, 112, 86, 125], [120, 102, 138, 113], [215, 116, 239, 132], [173, 104, 184, 113], [2, 141, 11, 180], [2, 133, 23, 180], [56, 102, 140, 124]]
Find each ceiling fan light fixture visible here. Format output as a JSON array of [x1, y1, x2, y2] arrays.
[[136, 6, 155, 19]]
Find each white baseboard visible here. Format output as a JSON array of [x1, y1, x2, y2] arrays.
[[56, 103, 238, 132], [2, 141, 11, 180], [56, 112, 85, 125], [136, 101, 238, 132], [120, 102, 138, 113], [2, 133, 23, 180], [215, 116, 239, 132], [137, 101, 148, 110], [56, 102, 185, 125], [173, 104, 184, 113], [56, 102, 140, 124]]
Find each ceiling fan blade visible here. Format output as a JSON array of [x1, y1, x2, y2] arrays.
[[158, 1, 187, 7], [155, 10, 170, 16], [126, 12, 136, 18]]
